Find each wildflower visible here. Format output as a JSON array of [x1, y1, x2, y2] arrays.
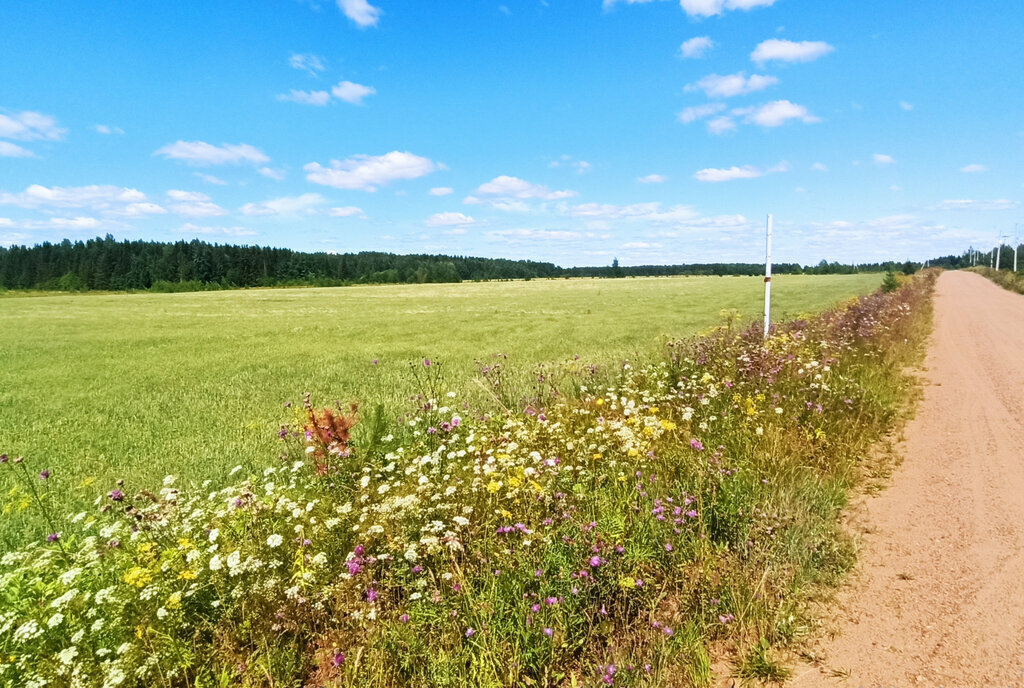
[[664, 542, 673, 552], [543, 627, 554, 636], [209, 554, 223, 571], [464, 627, 475, 638], [47, 532, 61, 542], [589, 555, 602, 567], [109, 489, 125, 501], [39, 469, 51, 480], [366, 588, 378, 603], [267, 534, 283, 548], [690, 438, 704, 451], [399, 614, 410, 623], [332, 651, 345, 668]]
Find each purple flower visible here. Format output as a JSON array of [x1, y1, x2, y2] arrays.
[[39, 469, 51, 481], [664, 542, 673, 552], [332, 651, 345, 668], [0, 454, 8, 464], [690, 438, 704, 451], [47, 532, 60, 542], [423, 359, 432, 367], [399, 614, 410, 623], [543, 627, 554, 637], [109, 489, 125, 502], [545, 597, 558, 606], [365, 588, 378, 603], [464, 627, 475, 638], [589, 555, 602, 567], [531, 603, 541, 613], [372, 359, 379, 365]]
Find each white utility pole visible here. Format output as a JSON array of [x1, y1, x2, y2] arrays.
[[1015, 224, 1021, 273], [763, 214, 773, 339], [996, 234, 1006, 271]]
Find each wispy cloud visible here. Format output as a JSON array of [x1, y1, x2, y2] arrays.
[[873, 153, 896, 165], [685, 72, 778, 98], [426, 212, 476, 227], [466, 176, 577, 205], [240, 193, 324, 216], [329, 206, 364, 217], [155, 141, 270, 166], [959, 163, 986, 173], [693, 161, 788, 183], [180, 222, 257, 237], [637, 174, 666, 184], [429, 187, 454, 196], [288, 53, 326, 76], [277, 89, 331, 106], [305, 151, 441, 191], [733, 100, 820, 127], [0, 141, 36, 158], [751, 39, 834, 64], [932, 199, 1017, 211], [677, 102, 726, 124], [0, 110, 66, 141], [679, 36, 714, 59]]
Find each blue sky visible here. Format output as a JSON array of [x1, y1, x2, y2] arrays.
[[1, 0, 1022, 266]]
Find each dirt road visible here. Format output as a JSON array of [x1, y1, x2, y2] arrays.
[[792, 271, 1024, 687]]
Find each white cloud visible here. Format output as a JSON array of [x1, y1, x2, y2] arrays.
[[811, 162, 828, 172], [677, 102, 726, 124], [470, 175, 577, 200], [873, 153, 896, 165], [240, 193, 324, 216], [277, 89, 331, 106], [0, 184, 147, 210], [155, 141, 269, 166], [289, 53, 326, 76], [680, 0, 777, 17], [751, 39, 834, 64], [94, 124, 124, 135], [959, 164, 987, 173], [0, 218, 12, 227], [680, 36, 714, 59], [707, 116, 737, 134], [48, 217, 103, 229], [116, 202, 168, 218], [569, 202, 698, 224], [258, 166, 287, 181], [167, 190, 210, 202], [686, 72, 778, 98], [305, 151, 440, 191], [0, 110, 66, 141], [429, 186, 454, 196], [637, 174, 666, 184], [693, 161, 788, 183], [426, 212, 476, 227], [329, 206, 364, 217], [489, 228, 584, 243], [932, 199, 1017, 211], [0, 141, 36, 158], [194, 173, 228, 186], [622, 241, 663, 249], [899, 101, 914, 111], [548, 155, 591, 174], [734, 100, 820, 127], [337, 0, 381, 27], [331, 80, 376, 105], [180, 222, 257, 237], [170, 201, 227, 218]]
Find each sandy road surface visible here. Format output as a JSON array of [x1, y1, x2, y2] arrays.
[[791, 271, 1024, 687]]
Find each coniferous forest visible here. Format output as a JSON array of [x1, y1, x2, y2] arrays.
[[0, 235, 914, 292]]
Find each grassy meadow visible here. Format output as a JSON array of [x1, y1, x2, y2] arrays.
[[0, 274, 878, 544]]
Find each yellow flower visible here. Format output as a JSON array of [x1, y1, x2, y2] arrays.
[[648, 406, 659, 414], [592, 453, 603, 460], [594, 398, 604, 406], [627, 448, 639, 457], [178, 569, 197, 581], [124, 567, 153, 588], [660, 420, 677, 431], [177, 538, 193, 550], [138, 542, 156, 555], [618, 576, 635, 589], [166, 592, 182, 610], [486, 480, 503, 494]]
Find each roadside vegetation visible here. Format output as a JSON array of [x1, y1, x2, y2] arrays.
[[970, 266, 1024, 295], [0, 272, 935, 687]]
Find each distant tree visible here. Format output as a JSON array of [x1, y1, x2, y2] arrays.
[[611, 258, 623, 278]]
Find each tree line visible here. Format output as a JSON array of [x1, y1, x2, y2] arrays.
[[0, 235, 901, 293]]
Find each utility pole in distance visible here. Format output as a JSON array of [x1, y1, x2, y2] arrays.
[[763, 214, 772, 339]]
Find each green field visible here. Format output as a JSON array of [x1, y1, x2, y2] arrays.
[[0, 274, 877, 540]]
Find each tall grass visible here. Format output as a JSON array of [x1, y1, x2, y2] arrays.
[[970, 266, 1024, 294], [0, 272, 935, 687]]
